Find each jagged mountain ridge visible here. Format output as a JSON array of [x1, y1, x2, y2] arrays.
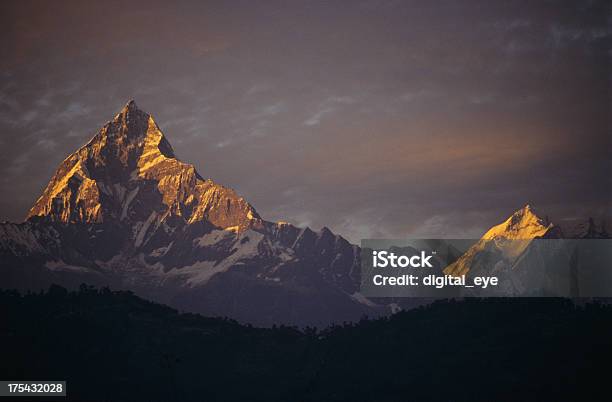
[[1, 101, 608, 323], [1, 101, 372, 326]]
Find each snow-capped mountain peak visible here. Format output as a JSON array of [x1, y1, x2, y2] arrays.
[[27, 101, 262, 234], [444, 205, 555, 277], [6, 101, 369, 326], [6, 101, 607, 324], [482, 204, 552, 241]]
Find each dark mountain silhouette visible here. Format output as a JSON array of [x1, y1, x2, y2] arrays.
[[1, 286, 610, 401]]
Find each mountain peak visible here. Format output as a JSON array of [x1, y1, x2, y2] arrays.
[[106, 99, 151, 141], [483, 204, 551, 241], [116, 99, 142, 117], [444, 205, 554, 277], [514, 203, 534, 216], [27, 101, 262, 235]]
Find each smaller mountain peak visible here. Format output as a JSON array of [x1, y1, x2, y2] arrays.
[[510, 204, 544, 222], [480, 204, 553, 241], [509, 204, 544, 224]]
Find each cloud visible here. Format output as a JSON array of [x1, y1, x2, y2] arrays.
[[55, 102, 90, 121], [303, 96, 357, 126], [408, 213, 488, 239], [304, 107, 334, 126], [4, 152, 32, 177], [0, 0, 608, 239], [36, 138, 57, 151], [0, 92, 19, 110], [399, 90, 441, 103], [21, 110, 39, 124], [244, 83, 272, 98], [216, 139, 232, 149]]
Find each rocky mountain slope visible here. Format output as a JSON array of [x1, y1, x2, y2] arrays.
[[0, 101, 608, 323], [28, 100, 261, 231], [1, 101, 375, 326]]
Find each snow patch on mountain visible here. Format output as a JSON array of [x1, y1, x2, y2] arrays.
[[194, 229, 234, 247], [171, 230, 265, 286]]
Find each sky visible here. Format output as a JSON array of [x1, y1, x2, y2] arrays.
[[0, 0, 610, 242]]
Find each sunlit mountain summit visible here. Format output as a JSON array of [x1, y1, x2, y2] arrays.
[[1, 101, 608, 325]]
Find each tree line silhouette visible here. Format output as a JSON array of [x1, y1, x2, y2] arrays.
[[1, 284, 610, 401]]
